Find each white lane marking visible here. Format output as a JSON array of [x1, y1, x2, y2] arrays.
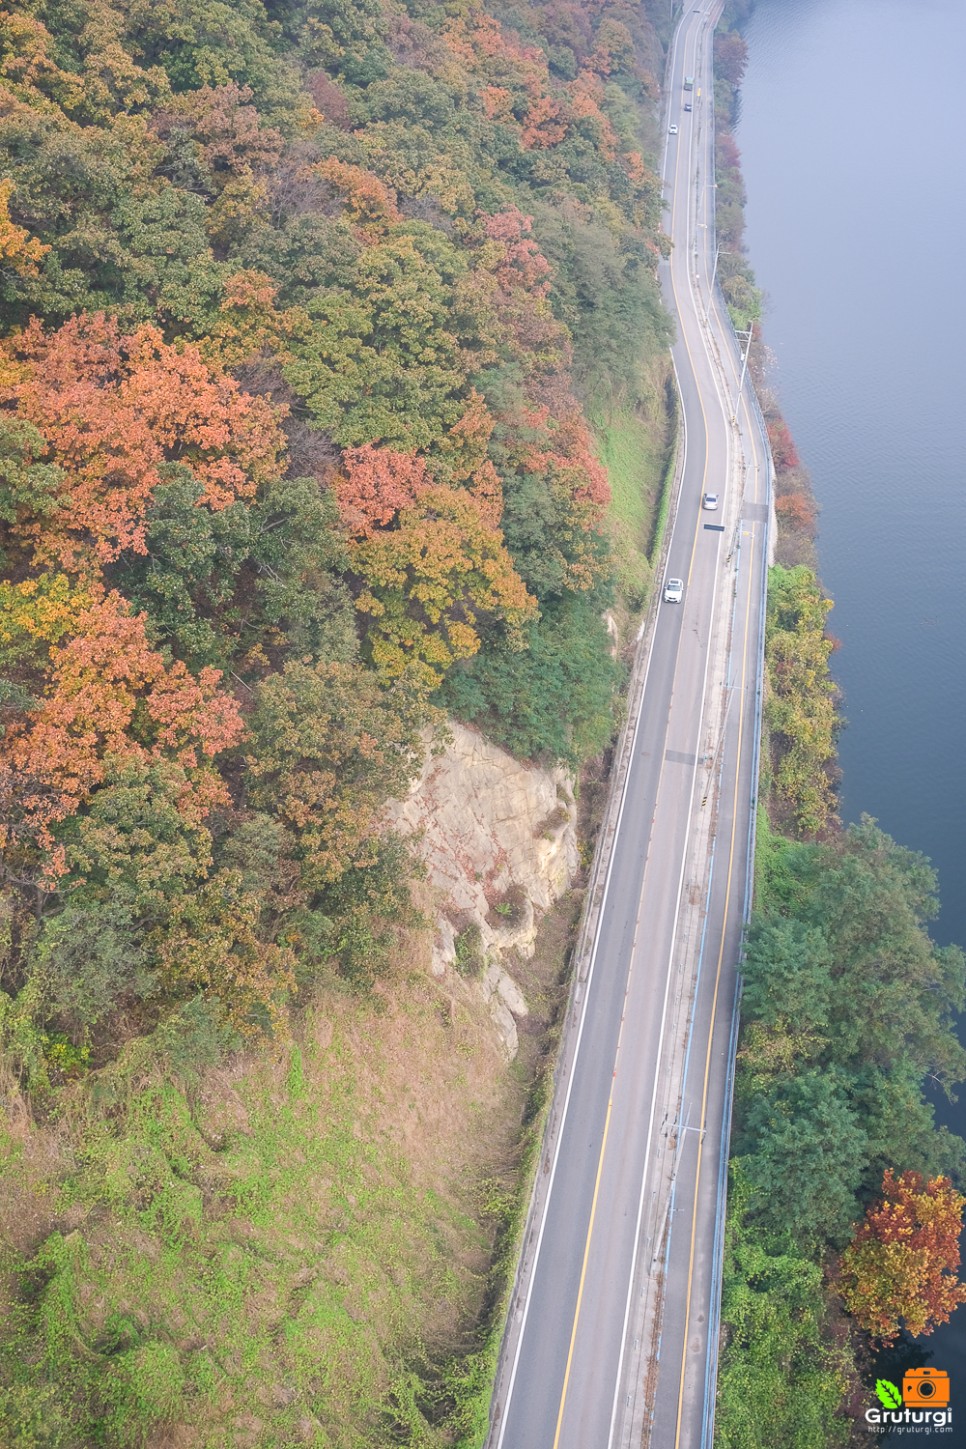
[[493, 399, 689, 1449]]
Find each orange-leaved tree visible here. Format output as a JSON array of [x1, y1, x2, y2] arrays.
[[0, 177, 48, 278], [314, 158, 402, 234], [1, 590, 243, 877], [0, 312, 285, 569], [352, 487, 536, 693], [334, 444, 433, 538], [839, 1169, 966, 1343]]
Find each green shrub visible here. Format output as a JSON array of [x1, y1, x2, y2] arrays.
[[441, 591, 622, 765]]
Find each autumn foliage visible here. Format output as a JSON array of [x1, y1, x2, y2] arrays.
[[767, 417, 801, 473], [0, 0, 662, 1052], [0, 178, 48, 277], [775, 490, 816, 532], [334, 445, 433, 538], [765, 564, 837, 834], [0, 314, 285, 568], [1, 591, 242, 900], [355, 487, 536, 690], [839, 1170, 966, 1343]]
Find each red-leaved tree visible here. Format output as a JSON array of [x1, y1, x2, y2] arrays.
[[839, 1169, 966, 1343], [767, 417, 800, 473], [334, 445, 432, 538]]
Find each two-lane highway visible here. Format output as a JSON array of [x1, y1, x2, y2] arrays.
[[488, 5, 772, 1447]]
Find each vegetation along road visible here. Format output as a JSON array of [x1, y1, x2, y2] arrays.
[[487, 5, 774, 1447]]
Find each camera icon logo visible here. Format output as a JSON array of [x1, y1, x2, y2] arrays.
[[903, 1368, 951, 1407]]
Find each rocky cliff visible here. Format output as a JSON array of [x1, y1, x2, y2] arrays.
[[387, 722, 580, 1057]]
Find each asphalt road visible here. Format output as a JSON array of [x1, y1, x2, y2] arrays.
[[487, 5, 773, 1449]]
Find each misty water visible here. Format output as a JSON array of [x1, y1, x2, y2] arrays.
[[735, 0, 966, 1428]]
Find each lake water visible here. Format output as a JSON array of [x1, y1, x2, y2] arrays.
[[736, 0, 966, 1425]]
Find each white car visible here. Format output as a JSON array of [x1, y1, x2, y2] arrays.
[[664, 577, 684, 603], [702, 492, 719, 510], [669, 124, 679, 135]]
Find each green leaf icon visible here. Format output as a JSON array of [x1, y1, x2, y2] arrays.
[[876, 1379, 902, 1409]]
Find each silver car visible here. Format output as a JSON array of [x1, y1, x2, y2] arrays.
[[702, 492, 719, 510], [664, 577, 684, 603]]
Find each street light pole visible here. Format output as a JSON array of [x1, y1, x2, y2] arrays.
[[733, 325, 753, 422]]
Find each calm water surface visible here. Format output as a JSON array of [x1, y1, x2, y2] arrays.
[[736, 0, 966, 1421]]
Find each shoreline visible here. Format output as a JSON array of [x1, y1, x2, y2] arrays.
[[713, 2, 966, 1442]]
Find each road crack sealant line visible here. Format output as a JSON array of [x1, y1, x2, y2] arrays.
[[486, 336, 691, 1449], [649, 831, 718, 1383]]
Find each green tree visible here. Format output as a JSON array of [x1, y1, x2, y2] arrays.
[[248, 475, 358, 667], [284, 228, 470, 450], [736, 1068, 868, 1246], [441, 588, 620, 764], [109, 473, 252, 670], [739, 916, 833, 1036], [807, 821, 966, 1086], [20, 902, 152, 1041], [245, 659, 421, 892], [717, 1165, 852, 1449]]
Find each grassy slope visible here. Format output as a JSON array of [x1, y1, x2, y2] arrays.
[[596, 400, 671, 612], [0, 399, 674, 1449], [0, 928, 527, 1448]]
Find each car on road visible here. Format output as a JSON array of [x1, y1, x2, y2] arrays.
[[702, 492, 719, 510], [684, 101, 692, 111], [668, 123, 679, 135], [663, 576, 684, 603]]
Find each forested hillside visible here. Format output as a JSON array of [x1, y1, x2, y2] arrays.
[[0, 0, 671, 1051], [0, 1, 674, 1443]]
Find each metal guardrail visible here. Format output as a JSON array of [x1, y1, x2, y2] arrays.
[[485, 368, 687, 1449], [699, 327, 772, 1449], [488, 6, 775, 1438], [698, 70, 777, 1449]]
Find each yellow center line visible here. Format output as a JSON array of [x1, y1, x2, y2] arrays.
[[552, 24, 748, 1443], [552, 1095, 615, 1449], [672, 521, 756, 1449]]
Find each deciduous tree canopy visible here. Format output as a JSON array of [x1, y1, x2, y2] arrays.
[[0, 3, 674, 1434], [839, 1170, 966, 1343], [0, 0, 668, 1065]]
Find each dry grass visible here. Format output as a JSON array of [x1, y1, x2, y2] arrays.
[[0, 909, 552, 1447]]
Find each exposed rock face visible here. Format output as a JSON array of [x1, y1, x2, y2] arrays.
[[386, 722, 579, 1057]]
